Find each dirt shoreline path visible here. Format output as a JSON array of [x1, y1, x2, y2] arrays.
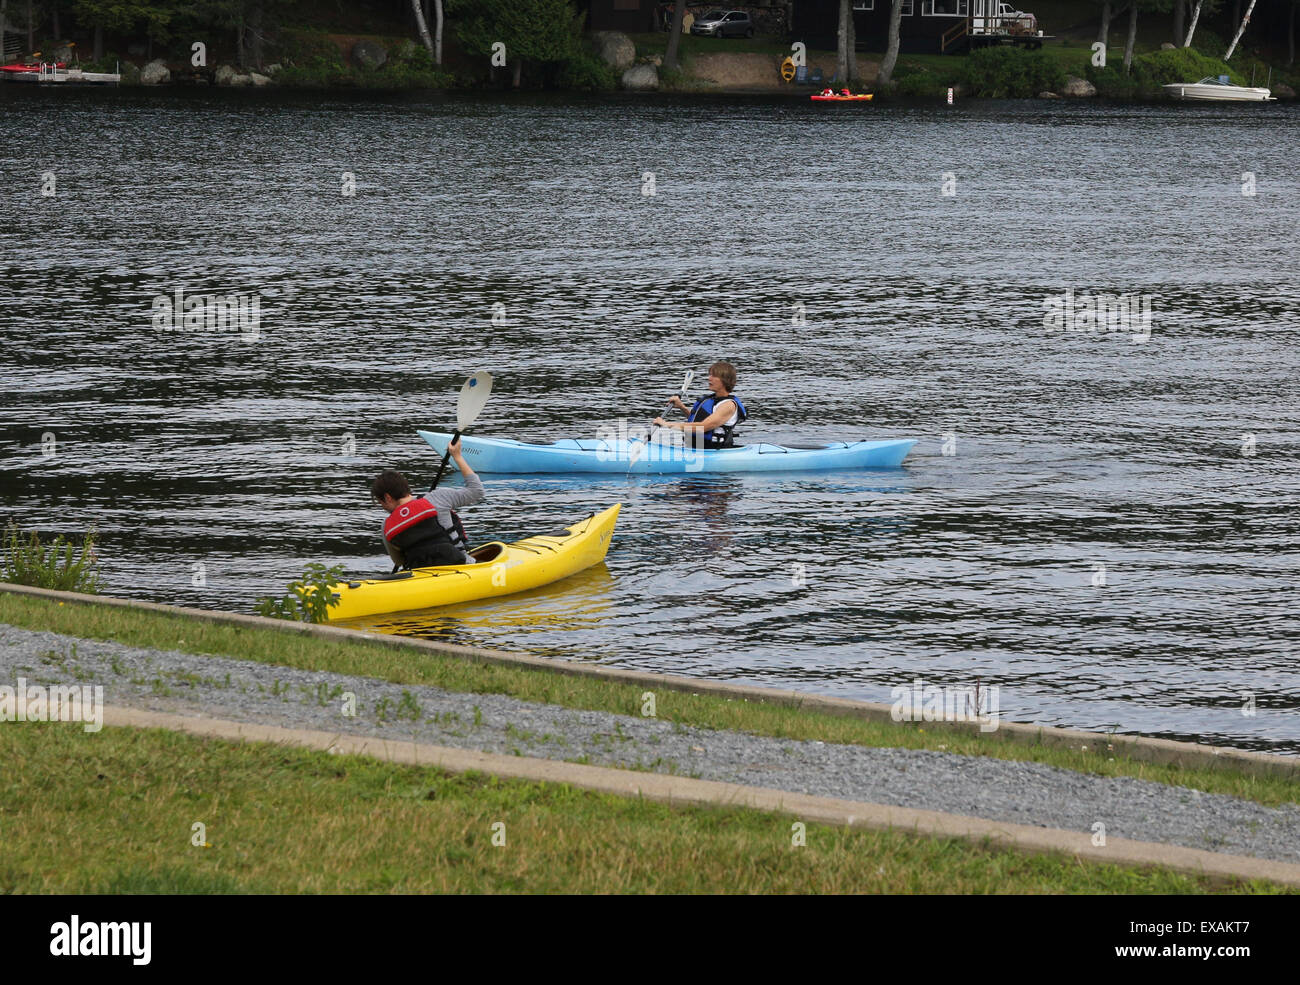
[[683, 52, 881, 91]]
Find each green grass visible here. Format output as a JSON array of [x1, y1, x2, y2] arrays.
[[0, 723, 1287, 893], [2, 592, 1297, 808]]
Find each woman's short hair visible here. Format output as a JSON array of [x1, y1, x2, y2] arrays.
[[709, 360, 737, 391], [370, 470, 412, 504]]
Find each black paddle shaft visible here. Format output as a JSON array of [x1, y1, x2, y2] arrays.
[[429, 428, 462, 492]]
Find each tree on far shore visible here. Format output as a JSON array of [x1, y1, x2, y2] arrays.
[[448, 0, 576, 87], [72, 0, 171, 61], [1223, 0, 1257, 57], [1182, 0, 1223, 47], [836, 0, 854, 85], [410, 0, 443, 64], [664, 1, 686, 73], [877, 0, 903, 84]]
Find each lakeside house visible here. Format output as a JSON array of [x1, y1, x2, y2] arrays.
[[589, 1, 660, 32], [588, 1, 1044, 55], [794, 0, 1044, 53]]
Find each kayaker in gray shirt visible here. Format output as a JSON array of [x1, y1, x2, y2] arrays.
[[371, 439, 486, 569]]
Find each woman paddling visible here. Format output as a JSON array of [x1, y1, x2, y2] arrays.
[[653, 361, 748, 450]]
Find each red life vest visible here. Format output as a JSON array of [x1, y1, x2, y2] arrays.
[[383, 497, 440, 541], [383, 497, 469, 568]]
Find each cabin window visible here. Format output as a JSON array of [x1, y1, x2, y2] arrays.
[[901, 0, 914, 13], [922, 0, 969, 14], [853, 1, 874, 9]]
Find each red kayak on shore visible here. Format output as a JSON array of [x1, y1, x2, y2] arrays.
[[811, 93, 874, 102]]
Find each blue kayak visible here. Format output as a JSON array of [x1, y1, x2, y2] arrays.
[[417, 431, 916, 474]]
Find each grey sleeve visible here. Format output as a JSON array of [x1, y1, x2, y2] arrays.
[[426, 471, 485, 512]]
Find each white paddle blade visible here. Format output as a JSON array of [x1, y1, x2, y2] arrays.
[[456, 372, 494, 431], [680, 370, 695, 394], [628, 440, 647, 466]]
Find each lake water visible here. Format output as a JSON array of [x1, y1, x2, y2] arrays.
[[2, 85, 1297, 753]]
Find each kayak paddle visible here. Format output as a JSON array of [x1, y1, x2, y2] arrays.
[[430, 372, 494, 491], [629, 369, 694, 469]]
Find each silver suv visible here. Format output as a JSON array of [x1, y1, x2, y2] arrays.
[[691, 9, 755, 38]]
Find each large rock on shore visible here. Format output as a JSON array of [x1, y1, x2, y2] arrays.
[[352, 40, 387, 69], [215, 64, 238, 85], [622, 63, 659, 90], [1273, 83, 1296, 99], [1062, 76, 1097, 97], [592, 31, 636, 71], [140, 59, 170, 85], [249, 72, 272, 86]]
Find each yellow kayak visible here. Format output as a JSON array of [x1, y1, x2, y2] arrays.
[[325, 503, 621, 620]]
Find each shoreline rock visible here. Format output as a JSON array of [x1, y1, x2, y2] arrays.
[[140, 59, 170, 85], [622, 63, 659, 91], [1062, 76, 1097, 98], [592, 31, 636, 72]]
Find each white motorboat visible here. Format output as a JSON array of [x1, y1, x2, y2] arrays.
[[1163, 76, 1275, 102]]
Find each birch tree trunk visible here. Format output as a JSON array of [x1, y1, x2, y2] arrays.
[[411, 0, 435, 58], [1224, 0, 1257, 59], [1122, 1, 1137, 72], [837, 0, 850, 84], [846, 2, 856, 83], [878, 0, 904, 83], [434, 0, 443, 64], [1184, 0, 1203, 45]]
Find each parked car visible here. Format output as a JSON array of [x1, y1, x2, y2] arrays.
[[690, 9, 755, 38]]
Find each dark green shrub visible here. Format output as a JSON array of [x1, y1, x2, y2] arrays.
[[963, 47, 1065, 98], [890, 61, 959, 98], [1188, 28, 1229, 60], [1132, 47, 1243, 87], [1089, 47, 1243, 98], [554, 49, 616, 90]]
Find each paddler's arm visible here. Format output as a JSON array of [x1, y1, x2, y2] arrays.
[[652, 405, 731, 433], [427, 440, 485, 508]]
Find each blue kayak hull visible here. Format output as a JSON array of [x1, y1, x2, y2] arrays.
[[417, 431, 916, 474]]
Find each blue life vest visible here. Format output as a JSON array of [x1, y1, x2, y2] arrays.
[[687, 392, 748, 449]]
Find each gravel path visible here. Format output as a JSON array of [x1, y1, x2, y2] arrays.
[[4, 623, 1299, 866]]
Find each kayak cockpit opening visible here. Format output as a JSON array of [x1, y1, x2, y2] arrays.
[[469, 542, 505, 564]]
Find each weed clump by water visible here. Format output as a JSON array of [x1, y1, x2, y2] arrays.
[[1, 523, 102, 593]]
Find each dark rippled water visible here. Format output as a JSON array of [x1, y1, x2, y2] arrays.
[[2, 85, 1297, 753]]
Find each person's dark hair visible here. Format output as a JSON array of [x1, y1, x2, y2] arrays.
[[709, 360, 737, 392], [371, 470, 412, 504]]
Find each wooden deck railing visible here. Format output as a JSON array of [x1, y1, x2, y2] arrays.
[[941, 18, 971, 53]]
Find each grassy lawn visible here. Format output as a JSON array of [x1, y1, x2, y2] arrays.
[[1, 723, 1287, 893], [3, 592, 1298, 808]]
